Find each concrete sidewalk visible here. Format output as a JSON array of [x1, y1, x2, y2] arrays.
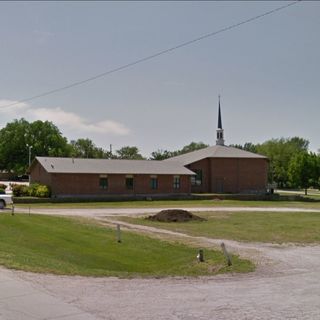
[[0, 268, 97, 320]]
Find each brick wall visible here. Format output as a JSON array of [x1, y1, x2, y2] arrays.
[[187, 157, 268, 193], [30, 161, 52, 186], [45, 173, 190, 196]]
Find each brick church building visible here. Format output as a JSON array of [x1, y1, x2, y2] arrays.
[[165, 98, 268, 194], [29, 99, 268, 197]]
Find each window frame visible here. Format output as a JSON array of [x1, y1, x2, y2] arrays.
[[125, 175, 134, 190], [173, 175, 180, 189], [150, 175, 158, 190], [99, 175, 108, 190]]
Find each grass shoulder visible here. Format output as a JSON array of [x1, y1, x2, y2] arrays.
[[0, 213, 253, 277], [119, 210, 320, 244]]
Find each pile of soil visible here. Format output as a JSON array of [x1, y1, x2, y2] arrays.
[[147, 209, 206, 223]]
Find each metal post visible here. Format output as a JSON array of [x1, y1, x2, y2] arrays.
[[27, 144, 33, 184]]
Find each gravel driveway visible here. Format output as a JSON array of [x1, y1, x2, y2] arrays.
[[16, 205, 320, 218], [3, 206, 320, 319]]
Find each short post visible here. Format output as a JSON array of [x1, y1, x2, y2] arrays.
[[197, 249, 204, 262], [221, 242, 232, 266], [116, 224, 122, 243], [28, 206, 31, 216], [11, 205, 15, 216]]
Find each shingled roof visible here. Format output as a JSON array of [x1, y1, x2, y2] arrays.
[[164, 145, 267, 166], [33, 157, 195, 175]]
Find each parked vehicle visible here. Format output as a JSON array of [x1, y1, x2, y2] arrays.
[[0, 194, 13, 209]]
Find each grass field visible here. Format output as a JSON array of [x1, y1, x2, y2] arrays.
[[14, 199, 320, 209], [0, 213, 253, 277], [120, 211, 320, 244]]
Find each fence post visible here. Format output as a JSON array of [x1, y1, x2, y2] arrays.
[[11, 204, 14, 216], [197, 249, 204, 262], [221, 242, 232, 266], [116, 224, 122, 243]]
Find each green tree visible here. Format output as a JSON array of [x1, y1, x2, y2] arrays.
[[70, 138, 111, 159], [256, 137, 309, 187], [288, 152, 319, 195], [0, 119, 70, 174], [150, 142, 208, 160], [116, 146, 145, 160], [150, 149, 174, 160], [179, 142, 208, 155]]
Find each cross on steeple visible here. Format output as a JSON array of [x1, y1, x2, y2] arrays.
[[216, 95, 225, 145]]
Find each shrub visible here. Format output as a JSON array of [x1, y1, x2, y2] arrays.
[[11, 183, 51, 198], [11, 184, 29, 197], [27, 183, 40, 197], [0, 188, 5, 194], [35, 185, 51, 198], [0, 183, 7, 190]]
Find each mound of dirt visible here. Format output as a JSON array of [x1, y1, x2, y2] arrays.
[[147, 209, 206, 222]]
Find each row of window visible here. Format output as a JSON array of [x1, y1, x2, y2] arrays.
[[99, 170, 203, 190], [99, 175, 181, 190]]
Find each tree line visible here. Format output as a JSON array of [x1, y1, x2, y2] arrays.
[[0, 119, 207, 174], [0, 119, 319, 192], [230, 138, 320, 194]]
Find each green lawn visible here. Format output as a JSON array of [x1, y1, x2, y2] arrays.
[[0, 213, 253, 277], [14, 199, 320, 209], [120, 211, 320, 244]]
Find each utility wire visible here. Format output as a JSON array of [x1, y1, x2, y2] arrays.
[[1, 0, 301, 109]]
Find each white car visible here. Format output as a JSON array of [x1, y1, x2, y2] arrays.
[[0, 194, 13, 209]]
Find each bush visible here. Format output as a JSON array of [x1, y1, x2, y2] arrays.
[[11, 183, 50, 198], [27, 183, 40, 197], [0, 188, 5, 194], [0, 183, 7, 190], [11, 184, 29, 197], [35, 185, 51, 198]]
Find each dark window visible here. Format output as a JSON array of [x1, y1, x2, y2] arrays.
[[99, 177, 108, 189], [191, 169, 202, 186], [150, 177, 158, 190], [173, 176, 180, 189], [126, 177, 134, 190]]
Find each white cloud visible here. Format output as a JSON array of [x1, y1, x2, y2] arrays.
[[0, 100, 130, 136], [0, 100, 29, 115]]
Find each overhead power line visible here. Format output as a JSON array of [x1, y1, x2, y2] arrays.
[[1, 0, 301, 109]]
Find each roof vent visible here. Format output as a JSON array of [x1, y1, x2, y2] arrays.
[[51, 164, 54, 169]]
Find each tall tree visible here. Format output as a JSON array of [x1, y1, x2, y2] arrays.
[[288, 152, 319, 195], [0, 119, 70, 174], [116, 146, 145, 160], [256, 137, 309, 187], [70, 138, 111, 159], [150, 149, 174, 160], [179, 142, 209, 155], [150, 142, 208, 160]]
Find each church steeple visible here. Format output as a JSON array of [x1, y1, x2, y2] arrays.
[[216, 95, 225, 145]]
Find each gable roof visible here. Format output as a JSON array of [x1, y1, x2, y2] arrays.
[[33, 157, 195, 175], [164, 145, 267, 166]]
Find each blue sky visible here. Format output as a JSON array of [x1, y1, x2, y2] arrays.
[[0, 1, 319, 156]]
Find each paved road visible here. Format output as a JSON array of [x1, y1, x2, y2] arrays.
[[0, 268, 96, 320]]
